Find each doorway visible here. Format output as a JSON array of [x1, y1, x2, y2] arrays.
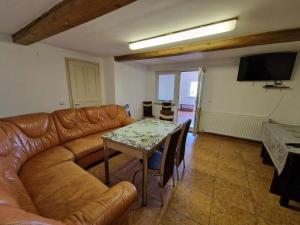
[[177, 71, 199, 129]]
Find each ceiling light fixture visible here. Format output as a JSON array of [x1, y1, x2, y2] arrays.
[[129, 18, 237, 50]]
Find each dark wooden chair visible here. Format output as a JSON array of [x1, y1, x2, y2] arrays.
[[143, 101, 154, 118], [132, 125, 182, 206], [161, 102, 172, 111], [175, 119, 192, 181], [159, 110, 174, 121], [159, 102, 174, 121]]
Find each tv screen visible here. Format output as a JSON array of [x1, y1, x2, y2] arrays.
[[237, 52, 297, 81]]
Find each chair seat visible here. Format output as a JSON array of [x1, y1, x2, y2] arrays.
[[140, 151, 162, 170]]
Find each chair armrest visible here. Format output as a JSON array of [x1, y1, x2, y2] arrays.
[[122, 117, 136, 126], [64, 181, 137, 225]]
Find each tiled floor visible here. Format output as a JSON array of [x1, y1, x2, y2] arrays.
[[88, 133, 300, 225]]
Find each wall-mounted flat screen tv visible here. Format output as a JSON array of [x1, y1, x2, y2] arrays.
[[237, 52, 297, 81]]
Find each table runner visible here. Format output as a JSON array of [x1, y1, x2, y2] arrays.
[[261, 122, 300, 174]]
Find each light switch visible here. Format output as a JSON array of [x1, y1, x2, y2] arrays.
[[59, 101, 65, 105]]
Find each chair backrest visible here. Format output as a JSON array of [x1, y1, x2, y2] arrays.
[[161, 102, 172, 111], [176, 119, 192, 166], [160, 126, 182, 186], [123, 104, 131, 117], [159, 110, 174, 121], [143, 101, 153, 117]]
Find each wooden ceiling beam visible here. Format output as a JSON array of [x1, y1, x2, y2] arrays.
[[12, 0, 137, 45], [114, 28, 300, 62]]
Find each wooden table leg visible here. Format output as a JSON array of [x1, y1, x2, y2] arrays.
[[103, 144, 110, 185], [142, 153, 148, 206]]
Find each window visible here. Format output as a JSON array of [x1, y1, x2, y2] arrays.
[[157, 73, 176, 102], [188, 81, 198, 98]]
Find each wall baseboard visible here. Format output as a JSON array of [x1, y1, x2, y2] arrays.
[[199, 112, 267, 141]]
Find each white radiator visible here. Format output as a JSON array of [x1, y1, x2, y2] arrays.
[[199, 112, 267, 141]]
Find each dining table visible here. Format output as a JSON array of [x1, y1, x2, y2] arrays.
[[102, 118, 179, 206]]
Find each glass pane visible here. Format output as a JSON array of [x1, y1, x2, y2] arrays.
[[158, 74, 175, 101], [188, 81, 198, 97]]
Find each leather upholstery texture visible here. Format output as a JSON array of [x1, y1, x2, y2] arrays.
[[0, 105, 137, 225]]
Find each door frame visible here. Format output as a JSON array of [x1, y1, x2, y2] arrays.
[[193, 67, 205, 134], [65, 57, 101, 108], [177, 69, 200, 131], [155, 71, 180, 120]]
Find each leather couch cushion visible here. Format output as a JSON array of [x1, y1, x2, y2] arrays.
[[19, 146, 75, 178], [0, 123, 38, 214], [1, 114, 60, 174], [63, 129, 115, 161], [63, 137, 102, 161], [19, 161, 108, 220], [52, 105, 133, 144]]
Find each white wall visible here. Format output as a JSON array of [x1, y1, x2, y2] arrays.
[[201, 57, 300, 126], [0, 41, 108, 117], [114, 62, 149, 119], [102, 57, 116, 104], [147, 55, 300, 126]]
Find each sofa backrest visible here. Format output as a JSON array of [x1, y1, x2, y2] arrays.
[[0, 122, 38, 213], [2, 113, 60, 165], [52, 105, 129, 143]]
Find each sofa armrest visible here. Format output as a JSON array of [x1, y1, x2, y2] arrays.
[[64, 181, 137, 225], [121, 117, 136, 126], [0, 205, 65, 225]]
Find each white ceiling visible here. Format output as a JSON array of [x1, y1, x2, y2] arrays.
[[0, 0, 62, 34], [1, 0, 300, 63]]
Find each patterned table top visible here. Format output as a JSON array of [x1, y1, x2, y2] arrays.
[[102, 118, 179, 151], [262, 122, 300, 174]]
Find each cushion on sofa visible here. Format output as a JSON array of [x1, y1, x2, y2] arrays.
[[19, 146, 75, 179], [52, 105, 134, 144], [0, 123, 38, 214], [19, 161, 108, 220], [63, 129, 116, 161], [63, 137, 102, 161]]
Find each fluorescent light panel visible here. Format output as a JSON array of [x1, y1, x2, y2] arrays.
[[129, 19, 237, 50]]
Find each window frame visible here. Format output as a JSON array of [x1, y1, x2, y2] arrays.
[[155, 71, 180, 104]]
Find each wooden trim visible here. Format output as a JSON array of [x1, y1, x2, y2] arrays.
[[13, 0, 137, 45], [114, 28, 300, 62]]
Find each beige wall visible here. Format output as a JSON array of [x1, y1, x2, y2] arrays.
[[0, 41, 105, 117], [114, 62, 149, 119]]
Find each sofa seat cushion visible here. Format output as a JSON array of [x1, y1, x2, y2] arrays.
[[19, 146, 74, 175], [19, 161, 108, 220], [63, 129, 116, 161]]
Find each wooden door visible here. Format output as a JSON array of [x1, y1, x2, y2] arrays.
[[66, 58, 101, 108]]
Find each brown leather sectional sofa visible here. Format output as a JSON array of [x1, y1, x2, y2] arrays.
[[0, 105, 137, 225]]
